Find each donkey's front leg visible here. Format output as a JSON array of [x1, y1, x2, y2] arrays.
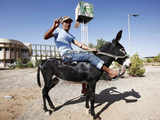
[[90, 91, 102, 120], [88, 83, 96, 118], [90, 90, 96, 117], [85, 84, 89, 108]]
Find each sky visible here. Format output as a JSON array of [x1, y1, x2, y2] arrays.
[[0, 0, 160, 57]]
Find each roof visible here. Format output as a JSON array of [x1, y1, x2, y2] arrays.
[[0, 38, 28, 49], [0, 38, 24, 44]]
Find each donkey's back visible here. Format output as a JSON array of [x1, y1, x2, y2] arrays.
[[38, 58, 102, 84]]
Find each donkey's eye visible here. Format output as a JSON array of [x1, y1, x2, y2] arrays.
[[120, 48, 126, 54]]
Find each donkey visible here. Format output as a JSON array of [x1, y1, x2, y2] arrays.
[[37, 30, 129, 119]]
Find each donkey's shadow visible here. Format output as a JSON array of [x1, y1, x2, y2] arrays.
[[54, 87, 141, 116], [94, 87, 141, 117]]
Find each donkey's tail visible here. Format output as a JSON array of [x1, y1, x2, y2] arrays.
[[37, 65, 41, 88], [37, 59, 48, 88]]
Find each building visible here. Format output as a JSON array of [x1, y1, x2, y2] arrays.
[[0, 38, 31, 68]]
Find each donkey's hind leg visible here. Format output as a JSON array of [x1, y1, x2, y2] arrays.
[[42, 75, 58, 112], [42, 86, 49, 112], [46, 77, 59, 110]]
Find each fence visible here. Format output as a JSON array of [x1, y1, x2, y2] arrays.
[[31, 44, 60, 61]]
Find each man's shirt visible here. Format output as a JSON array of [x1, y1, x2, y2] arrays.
[[54, 28, 75, 56]]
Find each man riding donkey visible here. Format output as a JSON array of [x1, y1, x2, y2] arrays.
[[44, 16, 125, 95]]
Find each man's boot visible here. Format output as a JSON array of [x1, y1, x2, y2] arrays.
[[102, 65, 118, 78], [102, 65, 126, 79]]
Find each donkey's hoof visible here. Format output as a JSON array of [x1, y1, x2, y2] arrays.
[[45, 110, 52, 115], [85, 104, 89, 109], [52, 108, 56, 112], [43, 108, 48, 112], [48, 110, 53, 115], [50, 105, 56, 110]]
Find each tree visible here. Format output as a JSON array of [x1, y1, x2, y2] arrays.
[[88, 38, 106, 49], [88, 43, 95, 48], [96, 38, 106, 49], [153, 56, 159, 63], [154, 53, 160, 62], [158, 53, 160, 62]]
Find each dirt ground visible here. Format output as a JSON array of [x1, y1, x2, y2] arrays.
[[0, 66, 160, 120]]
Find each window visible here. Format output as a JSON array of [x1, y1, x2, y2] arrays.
[[11, 48, 14, 51], [5, 48, 9, 51]]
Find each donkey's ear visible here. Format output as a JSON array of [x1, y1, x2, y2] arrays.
[[112, 30, 123, 45]]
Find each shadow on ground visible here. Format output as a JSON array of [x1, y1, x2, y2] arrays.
[[53, 87, 141, 117]]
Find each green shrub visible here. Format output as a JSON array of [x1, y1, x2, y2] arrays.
[[35, 60, 41, 67], [15, 59, 34, 68], [23, 58, 29, 64], [111, 61, 121, 69], [128, 53, 145, 77], [146, 58, 153, 63], [16, 58, 25, 68], [26, 61, 34, 68]]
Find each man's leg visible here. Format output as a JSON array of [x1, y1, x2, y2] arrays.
[[81, 83, 87, 95], [72, 52, 120, 95]]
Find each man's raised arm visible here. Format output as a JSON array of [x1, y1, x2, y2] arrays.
[[44, 19, 60, 40]]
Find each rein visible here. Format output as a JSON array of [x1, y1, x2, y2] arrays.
[[96, 51, 128, 60]]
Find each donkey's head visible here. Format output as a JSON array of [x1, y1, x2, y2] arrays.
[[99, 30, 130, 67]]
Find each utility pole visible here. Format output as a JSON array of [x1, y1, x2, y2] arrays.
[[128, 14, 139, 55]]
